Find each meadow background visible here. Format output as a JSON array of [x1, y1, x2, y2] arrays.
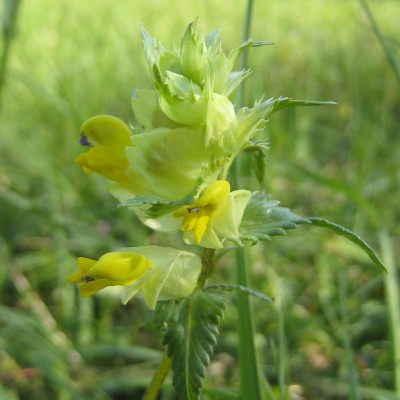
[[1, 0, 399, 399]]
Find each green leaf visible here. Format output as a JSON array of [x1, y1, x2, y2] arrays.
[[308, 217, 387, 272], [206, 284, 274, 303], [117, 188, 198, 218], [236, 97, 333, 148], [268, 97, 336, 115], [237, 191, 310, 245], [238, 38, 274, 51], [163, 290, 225, 400]]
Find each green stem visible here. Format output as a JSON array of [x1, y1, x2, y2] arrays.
[[197, 248, 216, 289], [277, 294, 287, 399], [234, 244, 262, 399], [338, 269, 360, 400], [380, 230, 400, 394], [142, 351, 172, 400], [229, 0, 263, 399], [358, 0, 400, 85], [238, 0, 254, 106], [0, 0, 22, 111]]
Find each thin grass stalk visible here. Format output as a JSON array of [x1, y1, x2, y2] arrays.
[[358, 0, 400, 85], [230, 0, 263, 399], [277, 294, 287, 399], [359, 0, 400, 393], [0, 0, 22, 111], [338, 270, 361, 400], [237, 0, 254, 107], [233, 244, 262, 399], [379, 230, 400, 394]]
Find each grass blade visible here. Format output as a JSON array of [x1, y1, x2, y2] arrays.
[[359, 0, 400, 84], [380, 230, 400, 395], [230, 0, 265, 397]]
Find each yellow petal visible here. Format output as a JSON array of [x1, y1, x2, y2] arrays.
[[80, 280, 111, 297], [76, 115, 133, 183], [75, 147, 130, 183], [198, 180, 230, 209], [67, 257, 96, 283], [174, 181, 230, 245], [194, 215, 210, 243], [89, 252, 151, 285], [80, 115, 132, 150]]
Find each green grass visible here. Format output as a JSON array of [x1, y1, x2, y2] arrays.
[[1, 0, 399, 398]]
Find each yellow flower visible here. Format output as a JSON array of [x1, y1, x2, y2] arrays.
[[68, 252, 151, 298], [68, 247, 202, 309], [75, 112, 220, 201], [174, 180, 230, 244], [173, 180, 251, 248], [75, 115, 133, 183]]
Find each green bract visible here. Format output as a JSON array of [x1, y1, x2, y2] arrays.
[[119, 246, 202, 308], [125, 125, 216, 200], [136, 21, 274, 173]]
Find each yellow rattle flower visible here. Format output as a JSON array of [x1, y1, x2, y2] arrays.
[[174, 180, 250, 249], [174, 180, 230, 244], [75, 115, 132, 183], [68, 252, 151, 298], [68, 247, 202, 309]]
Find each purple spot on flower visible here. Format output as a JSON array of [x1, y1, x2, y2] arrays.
[[82, 275, 95, 283], [79, 135, 91, 146]]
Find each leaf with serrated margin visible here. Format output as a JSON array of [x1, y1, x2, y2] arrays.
[[308, 217, 386, 272], [163, 290, 225, 400], [268, 97, 336, 115], [236, 191, 309, 245], [117, 188, 198, 218], [206, 284, 274, 303], [238, 39, 274, 51]]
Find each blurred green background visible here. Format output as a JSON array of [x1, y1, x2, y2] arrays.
[[1, 0, 399, 399]]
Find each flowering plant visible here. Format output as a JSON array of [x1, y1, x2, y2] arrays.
[[70, 20, 385, 400]]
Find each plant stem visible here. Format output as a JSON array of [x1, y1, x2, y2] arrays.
[[380, 230, 400, 394], [229, 1, 263, 399], [277, 293, 287, 399], [235, 244, 263, 399], [197, 248, 216, 289], [338, 269, 360, 400], [142, 351, 172, 400], [0, 0, 22, 112], [238, 0, 254, 106], [358, 0, 400, 85]]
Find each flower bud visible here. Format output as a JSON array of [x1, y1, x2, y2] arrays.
[[180, 19, 207, 85]]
